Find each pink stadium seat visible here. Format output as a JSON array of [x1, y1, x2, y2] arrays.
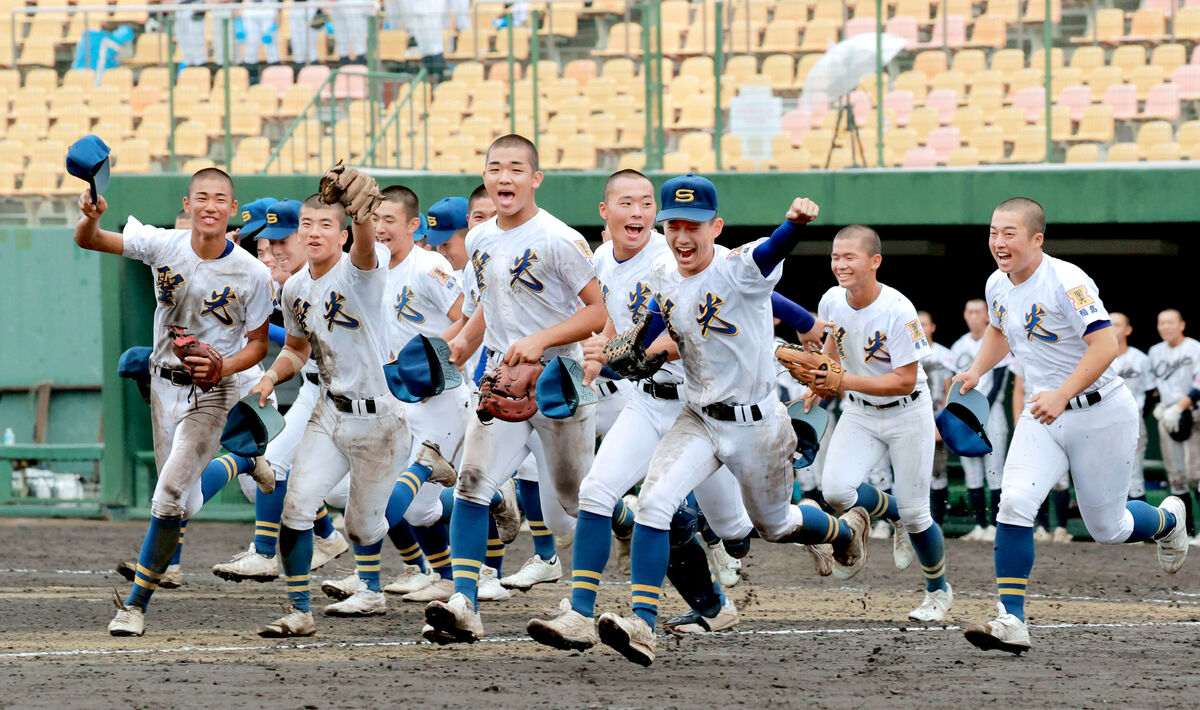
[[920, 16, 967, 48], [885, 17, 921, 48], [1143, 0, 1177, 18], [1056, 84, 1091, 121], [844, 17, 876, 38], [883, 90, 915, 126], [1141, 82, 1181, 120], [260, 65, 294, 99], [924, 89, 958, 124], [925, 126, 961, 163], [1102, 83, 1138, 121], [781, 109, 811, 144], [1173, 65, 1200, 99], [297, 65, 331, 92], [1011, 86, 1046, 122], [849, 90, 873, 124], [332, 65, 368, 99], [901, 146, 938, 168]]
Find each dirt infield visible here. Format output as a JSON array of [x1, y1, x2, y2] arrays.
[[2, 518, 1199, 709]]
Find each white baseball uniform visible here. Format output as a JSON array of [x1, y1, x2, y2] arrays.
[[454, 209, 597, 517], [579, 236, 752, 540], [988, 254, 1138, 543], [923, 340, 954, 491], [818, 284, 936, 533], [288, 1, 320, 64], [1149, 337, 1200, 494], [279, 243, 409, 546], [950, 332, 1012, 491], [1112, 345, 1152, 498], [634, 240, 802, 543], [240, 1, 281, 65], [175, 6, 209, 66], [122, 218, 273, 519], [330, 0, 369, 59]]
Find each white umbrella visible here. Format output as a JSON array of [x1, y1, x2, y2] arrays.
[[799, 33, 909, 112]]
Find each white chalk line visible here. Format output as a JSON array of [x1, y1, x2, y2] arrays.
[[2, 619, 1198, 660]]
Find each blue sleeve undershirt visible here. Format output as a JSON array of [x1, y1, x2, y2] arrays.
[[770, 292, 816, 334], [268, 323, 286, 346], [752, 220, 801, 277]]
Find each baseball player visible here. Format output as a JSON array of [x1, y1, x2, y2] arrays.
[[422, 134, 607, 644], [287, 0, 320, 65], [210, 199, 350, 584], [1110, 312, 1153, 505], [239, 1, 281, 69], [75, 168, 273, 636], [249, 178, 423, 638], [330, 0, 369, 63], [595, 178, 869, 667], [919, 310, 954, 526], [956, 197, 1188, 654], [810, 225, 952, 623], [1010, 364, 1072, 542], [951, 298, 1012, 542], [173, 3, 210, 67], [1149, 308, 1200, 541]]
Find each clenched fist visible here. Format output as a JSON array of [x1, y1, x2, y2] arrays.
[[786, 197, 819, 226]]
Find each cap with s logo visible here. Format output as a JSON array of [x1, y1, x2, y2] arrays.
[[238, 197, 280, 238], [425, 196, 469, 247], [656, 173, 718, 223], [258, 199, 301, 240]]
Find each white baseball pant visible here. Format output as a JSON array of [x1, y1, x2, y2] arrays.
[[1130, 418, 1148, 499], [240, 6, 280, 64], [209, 10, 236, 66], [281, 395, 409, 546], [330, 4, 369, 59], [288, 3, 320, 64], [1157, 420, 1200, 495], [174, 10, 208, 66], [961, 400, 1009, 490], [594, 379, 632, 438], [997, 385, 1139, 544], [512, 437, 577, 540], [821, 398, 936, 534]]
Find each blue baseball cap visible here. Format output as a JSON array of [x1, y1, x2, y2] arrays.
[[383, 335, 463, 403], [786, 400, 829, 469], [425, 197, 469, 247], [935, 381, 994, 457], [238, 197, 279, 237], [656, 173, 718, 223], [258, 199, 301, 240], [414, 212, 429, 241], [221, 395, 286, 458], [66, 135, 111, 203], [536, 356, 598, 419]]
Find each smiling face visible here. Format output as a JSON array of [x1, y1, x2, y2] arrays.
[[989, 208, 1043, 281], [1158, 309, 1185, 346], [467, 195, 497, 228], [371, 199, 418, 261], [484, 144, 542, 226], [436, 230, 469, 270], [830, 234, 881, 291], [182, 175, 237, 240], [663, 217, 722, 276], [269, 231, 307, 276], [298, 203, 348, 269], [599, 175, 656, 258]]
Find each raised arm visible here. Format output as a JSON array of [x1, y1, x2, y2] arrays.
[[751, 197, 820, 276], [74, 192, 124, 256]]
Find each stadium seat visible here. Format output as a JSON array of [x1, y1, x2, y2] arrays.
[[230, 105, 262, 137], [1050, 105, 1072, 142], [112, 139, 151, 174], [1069, 46, 1104, 73], [669, 93, 715, 130], [1106, 142, 1139, 162], [1064, 143, 1100, 164], [174, 121, 209, 157], [844, 17, 876, 39], [921, 16, 967, 48], [965, 15, 1007, 49], [781, 108, 811, 144], [1176, 7, 1200, 41], [894, 70, 928, 103], [1137, 121, 1174, 158], [968, 69, 1004, 96], [883, 90, 915, 126], [595, 22, 641, 57], [260, 65, 294, 99], [950, 106, 985, 136], [1124, 9, 1166, 42], [1085, 66, 1124, 97], [930, 70, 966, 96], [1151, 44, 1188, 76], [1073, 8, 1124, 44], [1140, 83, 1180, 121], [925, 125, 961, 163], [297, 65, 331, 92], [19, 162, 63, 195], [617, 151, 645, 170], [1011, 86, 1046, 122], [799, 19, 839, 53], [992, 106, 1026, 135], [951, 49, 987, 76], [1028, 47, 1064, 73], [946, 146, 980, 166], [908, 107, 940, 140], [1005, 125, 1047, 163], [1145, 141, 1181, 162], [885, 16, 920, 48], [1006, 68, 1045, 96], [883, 128, 919, 165], [1022, 0, 1061, 23], [901, 147, 937, 168], [761, 54, 796, 90], [913, 51, 948, 79], [772, 147, 814, 172], [135, 122, 169, 157], [1053, 83, 1090, 124], [1102, 83, 1138, 121], [967, 86, 1003, 115], [1129, 66, 1166, 101], [990, 48, 1026, 82]]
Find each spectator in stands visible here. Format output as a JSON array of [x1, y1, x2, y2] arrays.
[[331, 0, 370, 65], [240, 1, 281, 78], [448, 0, 470, 29], [399, 0, 449, 81], [289, 0, 320, 67], [174, 1, 209, 67]]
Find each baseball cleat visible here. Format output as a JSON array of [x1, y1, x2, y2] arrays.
[[1156, 495, 1189, 574], [597, 612, 656, 666], [962, 525, 986, 541], [248, 456, 276, 494], [382, 564, 437, 595], [870, 520, 891, 540], [414, 441, 458, 487], [892, 523, 915, 570], [805, 543, 834, 577], [321, 572, 362, 600], [908, 583, 953, 623], [981, 525, 997, 542], [311, 530, 349, 570], [424, 592, 484, 643], [490, 478, 522, 544], [476, 565, 511, 602], [117, 561, 182, 589], [107, 592, 145, 637], [401, 576, 454, 602], [665, 600, 739, 634], [1033, 526, 1052, 543], [1052, 526, 1072, 544], [963, 602, 1031, 655], [831, 507, 870, 580], [258, 605, 316, 638], [527, 598, 598, 651], [706, 543, 742, 588], [499, 554, 562, 591], [421, 623, 457, 645], [324, 589, 387, 616], [212, 544, 280, 582]]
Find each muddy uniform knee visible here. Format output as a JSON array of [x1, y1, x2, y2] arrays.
[[454, 464, 494, 507]]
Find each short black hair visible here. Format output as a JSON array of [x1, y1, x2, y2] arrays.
[[603, 169, 652, 202], [995, 197, 1046, 235], [300, 193, 345, 226], [833, 224, 881, 257], [381, 184, 419, 220], [187, 167, 234, 197], [468, 184, 489, 211], [486, 134, 539, 172]]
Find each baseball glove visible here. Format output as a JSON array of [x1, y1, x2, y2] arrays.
[[477, 362, 544, 423], [604, 313, 667, 381], [776, 343, 844, 398], [318, 160, 383, 223], [168, 324, 223, 393]]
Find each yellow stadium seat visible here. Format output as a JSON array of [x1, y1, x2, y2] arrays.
[[969, 125, 1005, 163], [1129, 66, 1165, 101], [11, 105, 49, 139], [112, 139, 151, 174], [0, 163, 16, 193], [1145, 141, 1181, 162], [189, 103, 224, 136], [990, 48, 1026, 81], [761, 54, 796, 91], [950, 49, 986, 76], [1028, 48, 1064, 73], [1178, 120, 1200, 151], [1072, 8, 1124, 44], [1022, 0, 1061, 23], [1006, 68, 1045, 97], [1150, 44, 1188, 76], [760, 20, 801, 53], [47, 121, 86, 146], [1125, 9, 1166, 42], [968, 69, 1004, 97], [966, 14, 1007, 49], [1069, 46, 1104, 73], [563, 58, 598, 86], [595, 22, 641, 57], [617, 151, 645, 170], [799, 19, 839, 53], [908, 107, 940, 140], [882, 128, 919, 165], [0, 69, 19, 94], [448, 28, 493, 61], [135, 122, 169, 157], [62, 69, 94, 91], [913, 51, 948, 79], [213, 66, 251, 96], [181, 157, 216, 173], [452, 61, 486, 84], [984, 0, 1021, 23], [178, 67, 212, 98], [23, 68, 57, 92], [1137, 121, 1174, 157], [1111, 45, 1146, 73], [1106, 142, 1139, 162], [894, 70, 928, 103], [556, 134, 596, 170], [589, 112, 619, 149], [946, 146, 980, 166], [174, 121, 209, 157], [1084, 66, 1124, 97], [669, 94, 715, 131], [130, 33, 167, 66], [602, 57, 637, 83], [29, 139, 66, 174], [1064, 143, 1100, 164], [1176, 7, 1200, 41], [615, 119, 645, 149], [246, 84, 279, 116], [230, 104, 262, 137], [930, 70, 966, 96], [966, 87, 1003, 115], [951, 106, 986, 136], [19, 162, 63, 195], [279, 85, 316, 118]]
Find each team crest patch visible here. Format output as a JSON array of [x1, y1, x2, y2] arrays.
[[726, 245, 752, 259], [574, 239, 594, 258], [1065, 284, 1094, 310], [905, 319, 924, 342], [428, 265, 451, 286]]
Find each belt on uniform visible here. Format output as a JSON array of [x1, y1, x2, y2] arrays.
[[158, 367, 193, 386], [640, 380, 679, 400], [596, 380, 620, 396], [304, 372, 320, 385], [1065, 390, 1103, 411], [702, 401, 764, 422], [847, 390, 921, 409], [326, 391, 376, 415]]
